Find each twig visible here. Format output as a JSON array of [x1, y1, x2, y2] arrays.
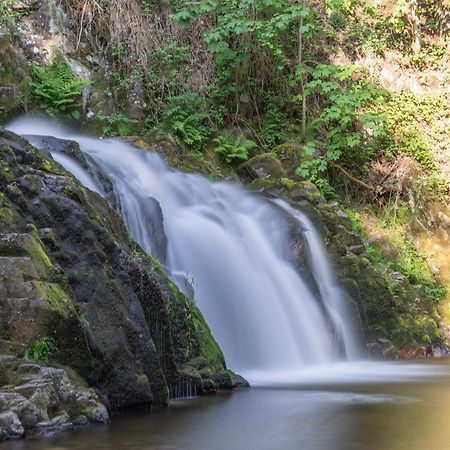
[[326, 159, 375, 192]]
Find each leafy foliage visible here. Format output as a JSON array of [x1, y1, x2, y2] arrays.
[[30, 59, 89, 119], [98, 112, 139, 137], [162, 93, 212, 151], [260, 102, 288, 150], [372, 92, 444, 171], [24, 336, 58, 362], [295, 64, 386, 179], [214, 133, 257, 163], [175, 0, 315, 124]]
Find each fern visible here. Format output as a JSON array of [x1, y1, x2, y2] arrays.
[[214, 133, 256, 163], [162, 94, 211, 151], [30, 59, 89, 119]]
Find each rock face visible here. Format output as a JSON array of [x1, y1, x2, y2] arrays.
[[0, 127, 241, 440], [0, 356, 108, 440]]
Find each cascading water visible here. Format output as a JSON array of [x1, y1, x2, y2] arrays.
[[9, 117, 445, 386]]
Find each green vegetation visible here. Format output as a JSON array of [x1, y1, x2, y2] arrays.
[[30, 59, 89, 119], [214, 133, 256, 163], [346, 208, 448, 306], [161, 94, 211, 151], [24, 336, 58, 363], [98, 112, 138, 137]]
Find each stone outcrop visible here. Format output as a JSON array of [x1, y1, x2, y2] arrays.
[[0, 356, 108, 440]]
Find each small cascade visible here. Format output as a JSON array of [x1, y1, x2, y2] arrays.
[[170, 379, 198, 400], [8, 117, 362, 383]]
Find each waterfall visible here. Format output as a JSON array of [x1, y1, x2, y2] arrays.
[[7, 117, 362, 383]]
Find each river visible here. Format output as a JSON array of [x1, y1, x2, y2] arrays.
[[4, 360, 450, 450]]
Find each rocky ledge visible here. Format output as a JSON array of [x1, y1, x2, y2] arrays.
[[0, 356, 108, 440]]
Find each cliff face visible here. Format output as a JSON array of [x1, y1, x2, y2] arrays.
[[0, 127, 240, 424]]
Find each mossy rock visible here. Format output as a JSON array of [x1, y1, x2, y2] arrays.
[[0, 128, 241, 413], [238, 153, 286, 182], [272, 143, 301, 175]]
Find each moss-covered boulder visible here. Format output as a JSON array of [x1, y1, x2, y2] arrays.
[[0, 128, 242, 419], [238, 153, 286, 182]]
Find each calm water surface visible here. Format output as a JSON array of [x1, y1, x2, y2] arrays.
[[4, 360, 450, 450]]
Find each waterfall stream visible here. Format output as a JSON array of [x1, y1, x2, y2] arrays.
[[9, 117, 443, 386]]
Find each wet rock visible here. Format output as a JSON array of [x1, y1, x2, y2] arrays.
[[0, 411, 24, 440], [0, 393, 42, 428], [33, 413, 73, 438], [0, 127, 237, 425], [230, 374, 250, 390], [285, 181, 325, 207], [0, 358, 108, 440]]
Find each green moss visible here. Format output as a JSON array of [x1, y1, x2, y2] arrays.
[[273, 143, 301, 174], [28, 232, 53, 271], [136, 374, 149, 385], [189, 301, 224, 371], [0, 233, 53, 274], [0, 160, 14, 184], [0, 205, 17, 230], [280, 177, 295, 191], [33, 281, 74, 316]]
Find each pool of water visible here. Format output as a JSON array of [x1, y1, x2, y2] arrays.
[[4, 360, 450, 450]]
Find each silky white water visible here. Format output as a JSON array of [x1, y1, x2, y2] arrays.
[[7, 117, 446, 385]]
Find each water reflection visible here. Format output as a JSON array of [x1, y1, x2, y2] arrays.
[[5, 363, 450, 450]]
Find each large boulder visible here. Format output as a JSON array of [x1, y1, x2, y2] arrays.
[[0, 127, 239, 424], [238, 153, 286, 182]]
